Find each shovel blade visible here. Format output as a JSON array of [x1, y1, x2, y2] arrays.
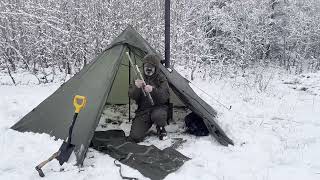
[[56, 142, 75, 165]]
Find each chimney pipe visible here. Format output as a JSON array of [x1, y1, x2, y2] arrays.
[[165, 0, 170, 68]]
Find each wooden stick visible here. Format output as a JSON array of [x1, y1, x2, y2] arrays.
[[35, 151, 60, 177]]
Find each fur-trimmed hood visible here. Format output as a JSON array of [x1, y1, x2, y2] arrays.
[[142, 54, 161, 67]]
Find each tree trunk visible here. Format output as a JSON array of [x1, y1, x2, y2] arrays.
[[5, 59, 16, 85]]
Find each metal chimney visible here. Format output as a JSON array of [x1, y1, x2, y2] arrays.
[[165, 0, 170, 68]]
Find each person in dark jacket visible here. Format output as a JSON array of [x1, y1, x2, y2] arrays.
[[128, 54, 170, 142]]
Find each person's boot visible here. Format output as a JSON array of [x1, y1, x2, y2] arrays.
[[157, 126, 167, 140]]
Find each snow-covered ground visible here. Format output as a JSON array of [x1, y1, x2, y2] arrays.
[[1, 69, 320, 180]]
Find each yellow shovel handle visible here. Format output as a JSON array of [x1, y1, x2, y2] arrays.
[[73, 95, 87, 113]]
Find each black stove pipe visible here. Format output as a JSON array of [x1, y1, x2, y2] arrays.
[[165, 0, 170, 68]]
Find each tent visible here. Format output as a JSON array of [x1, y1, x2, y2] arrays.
[[11, 25, 233, 166]]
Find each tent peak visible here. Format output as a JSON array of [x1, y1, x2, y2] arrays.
[[107, 25, 156, 55]]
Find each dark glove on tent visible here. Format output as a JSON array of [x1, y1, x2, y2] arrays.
[[91, 130, 190, 180]]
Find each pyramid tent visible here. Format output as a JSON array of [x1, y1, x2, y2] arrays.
[[11, 25, 233, 165]]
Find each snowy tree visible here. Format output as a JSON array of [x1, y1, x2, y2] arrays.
[[0, 0, 320, 83]]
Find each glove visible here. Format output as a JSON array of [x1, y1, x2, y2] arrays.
[[135, 79, 144, 88], [144, 85, 153, 93]]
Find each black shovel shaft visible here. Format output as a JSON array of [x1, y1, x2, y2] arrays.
[[67, 113, 78, 145], [56, 112, 79, 165]]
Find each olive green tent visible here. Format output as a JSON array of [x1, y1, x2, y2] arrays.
[[11, 25, 233, 165]]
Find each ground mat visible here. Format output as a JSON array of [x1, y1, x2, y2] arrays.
[[91, 130, 190, 180]]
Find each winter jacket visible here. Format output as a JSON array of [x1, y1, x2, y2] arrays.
[[128, 54, 170, 113]]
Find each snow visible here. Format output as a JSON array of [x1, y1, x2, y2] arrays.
[[1, 69, 320, 180]]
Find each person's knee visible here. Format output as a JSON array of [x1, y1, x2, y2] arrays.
[[151, 108, 167, 127], [129, 117, 150, 142], [129, 130, 145, 143], [127, 134, 144, 143]]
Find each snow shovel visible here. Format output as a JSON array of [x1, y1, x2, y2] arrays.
[[35, 95, 87, 177]]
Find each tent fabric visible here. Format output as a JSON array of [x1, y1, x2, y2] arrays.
[[160, 66, 233, 146], [11, 25, 233, 166], [91, 130, 189, 180]]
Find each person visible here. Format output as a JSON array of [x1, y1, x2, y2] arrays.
[[128, 54, 170, 142]]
